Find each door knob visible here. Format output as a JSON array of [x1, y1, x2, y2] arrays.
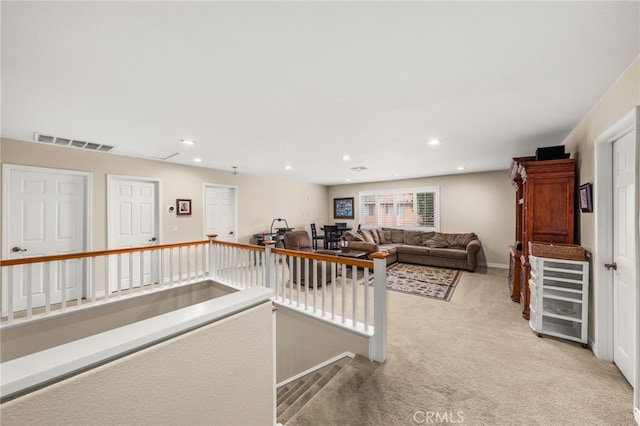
[[604, 262, 617, 271], [11, 246, 27, 252], [229, 231, 234, 235], [149, 237, 157, 242]]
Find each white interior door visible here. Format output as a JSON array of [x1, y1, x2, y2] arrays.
[[204, 185, 236, 242], [613, 132, 636, 387], [2, 165, 89, 311], [108, 176, 160, 292]]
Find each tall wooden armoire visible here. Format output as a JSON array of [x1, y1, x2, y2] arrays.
[[508, 156, 576, 319]]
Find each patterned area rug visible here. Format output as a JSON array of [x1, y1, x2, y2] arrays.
[[373, 263, 462, 301]]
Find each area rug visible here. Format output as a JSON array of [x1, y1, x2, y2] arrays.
[[371, 263, 462, 301]]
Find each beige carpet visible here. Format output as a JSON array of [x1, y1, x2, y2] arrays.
[[287, 267, 635, 425]]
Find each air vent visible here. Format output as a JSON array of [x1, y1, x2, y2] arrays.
[[33, 132, 116, 153], [351, 166, 368, 172]]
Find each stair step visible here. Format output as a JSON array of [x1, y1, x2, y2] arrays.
[[278, 365, 343, 424], [277, 373, 322, 417], [277, 380, 304, 406], [283, 355, 378, 425]]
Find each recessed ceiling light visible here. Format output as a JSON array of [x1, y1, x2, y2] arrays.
[[428, 138, 441, 146], [346, 178, 351, 182], [457, 166, 465, 170], [285, 165, 292, 170], [394, 173, 400, 177], [181, 139, 196, 145], [342, 154, 350, 161], [194, 157, 202, 162]]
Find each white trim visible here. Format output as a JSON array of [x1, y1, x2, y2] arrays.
[[485, 262, 509, 269], [593, 107, 639, 417], [275, 351, 355, 388], [1, 164, 92, 314]]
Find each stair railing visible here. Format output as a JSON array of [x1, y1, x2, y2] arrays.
[[1, 240, 210, 326], [207, 235, 388, 362]]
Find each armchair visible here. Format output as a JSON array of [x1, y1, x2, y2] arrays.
[[283, 231, 332, 287]]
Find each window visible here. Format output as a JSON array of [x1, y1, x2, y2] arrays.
[[358, 187, 439, 230]]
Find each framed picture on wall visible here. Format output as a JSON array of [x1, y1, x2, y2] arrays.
[[177, 199, 192, 215], [334, 197, 354, 219], [579, 183, 592, 213]]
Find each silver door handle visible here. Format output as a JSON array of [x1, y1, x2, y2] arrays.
[[604, 262, 617, 271], [11, 246, 27, 252], [149, 237, 157, 242]]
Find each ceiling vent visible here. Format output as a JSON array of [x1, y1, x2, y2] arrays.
[[351, 166, 368, 172], [33, 132, 116, 153]]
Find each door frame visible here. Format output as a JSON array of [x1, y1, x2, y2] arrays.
[[2, 163, 92, 313], [593, 107, 639, 418], [202, 183, 238, 242]]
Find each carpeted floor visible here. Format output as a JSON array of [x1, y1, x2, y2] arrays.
[[287, 267, 635, 426]]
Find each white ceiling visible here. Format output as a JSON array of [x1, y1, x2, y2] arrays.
[[2, 1, 639, 185]]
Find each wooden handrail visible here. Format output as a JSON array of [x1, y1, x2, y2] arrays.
[[0, 240, 209, 267], [272, 248, 373, 269]]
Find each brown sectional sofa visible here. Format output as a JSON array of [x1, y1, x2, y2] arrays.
[[340, 227, 482, 272]]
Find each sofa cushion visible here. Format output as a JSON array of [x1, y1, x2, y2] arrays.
[[397, 245, 430, 256], [375, 228, 390, 244], [382, 229, 392, 243], [427, 248, 467, 261], [384, 228, 404, 244], [342, 230, 364, 242], [444, 233, 477, 249], [420, 231, 436, 245], [424, 233, 448, 248], [403, 230, 424, 246], [359, 229, 376, 244]]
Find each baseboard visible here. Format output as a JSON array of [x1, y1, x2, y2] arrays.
[[276, 351, 355, 388], [634, 405, 639, 425], [485, 262, 509, 269]]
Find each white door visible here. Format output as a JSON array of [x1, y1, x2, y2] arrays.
[[108, 176, 159, 292], [613, 131, 636, 387], [3, 165, 88, 311], [204, 185, 236, 242]]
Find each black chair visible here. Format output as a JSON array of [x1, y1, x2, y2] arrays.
[[310, 223, 325, 250], [323, 225, 340, 250]]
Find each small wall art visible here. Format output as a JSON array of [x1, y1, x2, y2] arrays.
[[579, 183, 592, 213], [334, 197, 354, 219], [177, 199, 192, 215]]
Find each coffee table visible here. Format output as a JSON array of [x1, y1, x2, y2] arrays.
[[336, 250, 368, 260]]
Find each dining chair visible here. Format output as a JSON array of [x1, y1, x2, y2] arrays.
[[323, 225, 340, 250], [310, 223, 325, 251]]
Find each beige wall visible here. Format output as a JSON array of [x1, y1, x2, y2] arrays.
[[328, 170, 515, 266], [1, 301, 275, 425], [563, 56, 640, 252], [561, 56, 640, 340], [0, 138, 329, 249]]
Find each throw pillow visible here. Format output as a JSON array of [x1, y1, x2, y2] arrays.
[[382, 229, 392, 243], [375, 228, 388, 244], [445, 233, 477, 249], [385, 228, 404, 243], [359, 229, 376, 244], [342, 230, 364, 242], [425, 233, 448, 248], [403, 230, 423, 246], [420, 231, 436, 246]]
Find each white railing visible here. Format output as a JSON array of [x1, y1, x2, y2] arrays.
[[208, 235, 388, 362], [1, 240, 210, 326], [1, 236, 388, 362]]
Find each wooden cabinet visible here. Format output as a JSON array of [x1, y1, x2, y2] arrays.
[[509, 156, 575, 319]]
